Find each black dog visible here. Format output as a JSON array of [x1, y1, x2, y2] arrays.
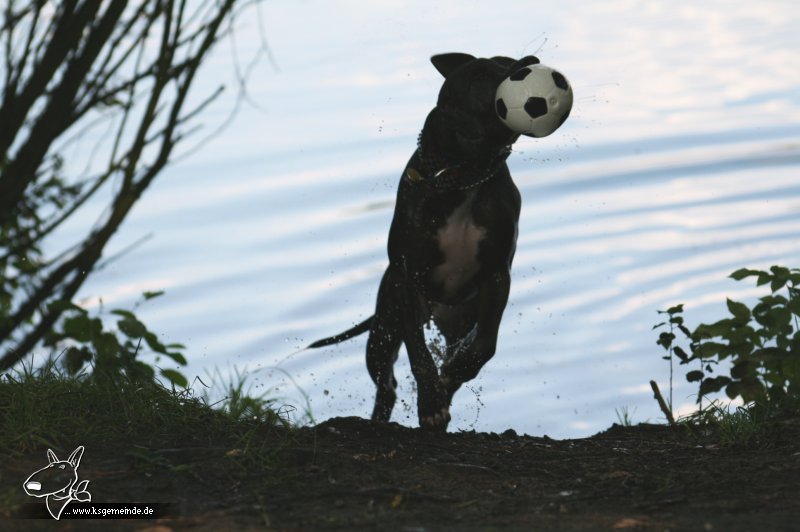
[[309, 53, 542, 431]]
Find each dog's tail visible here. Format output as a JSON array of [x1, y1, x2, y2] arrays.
[[307, 316, 374, 349]]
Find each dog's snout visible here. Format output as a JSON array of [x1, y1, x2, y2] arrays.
[[25, 481, 42, 491]]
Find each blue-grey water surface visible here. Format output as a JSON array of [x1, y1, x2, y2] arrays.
[[53, 0, 800, 438]]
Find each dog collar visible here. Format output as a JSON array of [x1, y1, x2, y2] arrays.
[[408, 134, 512, 191]]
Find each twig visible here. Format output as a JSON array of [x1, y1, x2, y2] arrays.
[[94, 233, 153, 271], [649, 380, 675, 425]]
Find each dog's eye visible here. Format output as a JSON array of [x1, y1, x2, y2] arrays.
[[58, 464, 66, 469]]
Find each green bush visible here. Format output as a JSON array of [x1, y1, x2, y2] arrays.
[[656, 266, 800, 414], [42, 291, 187, 388]]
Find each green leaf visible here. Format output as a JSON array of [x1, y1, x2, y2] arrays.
[[110, 309, 136, 319], [93, 332, 121, 360], [143, 290, 165, 300], [788, 296, 800, 317], [736, 378, 765, 403], [164, 351, 187, 366], [771, 278, 788, 293], [726, 299, 751, 324], [750, 347, 784, 363], [730, 360, 752, 379], [48, 299, 87, 314], [656, 331, 675, 350], [692, 341, 725, 360], [725, 381, 743, 400], [694, 319, 734, 340], [63, 314, 95, 343], [160, 369, 188, 388], [669, 315, 684, 325], [770, 266, 790, 293], [699, 376, 731, 397], [756, 273, 772, 286], [673, 346, 690, 363], [143, 331, 168, 354], [752, 301, 789, 329], [117, 316, 147, 338], [777, 334, 790, 351], [64, 346, 93, 375], [730, 268, 760, 281], [666, 304, 684, 315], [770, 265, 790, 278], [686, 370, 704, 382], [759, 294, 788, 307], [130, 361, 156, 381], [783, 356, 800, 384]]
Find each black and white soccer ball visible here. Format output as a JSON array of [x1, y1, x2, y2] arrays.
[[495, 64, 573, 137]]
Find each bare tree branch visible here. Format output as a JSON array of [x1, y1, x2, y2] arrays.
[[0, 0, 254, 371], [0, 0, 124, 223], [0, 0, 89, 158]]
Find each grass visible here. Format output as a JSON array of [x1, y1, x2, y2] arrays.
[[202, 365, 316, 427], [0, 357, 310, 519], [677, 400, 777, 449], [614, 406, 636, 427], [0, 351, 783, 467], [0, 357, 295, 461]]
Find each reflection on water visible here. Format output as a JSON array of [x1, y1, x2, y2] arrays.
[[64, 1, 800, 438]]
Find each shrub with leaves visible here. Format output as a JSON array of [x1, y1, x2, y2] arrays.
[[656, 266, 800, 414], [43, 292, 188, 388], [653, 303, 692, 411]]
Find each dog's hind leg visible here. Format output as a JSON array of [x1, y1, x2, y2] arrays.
[[366, 267, 404, 423]]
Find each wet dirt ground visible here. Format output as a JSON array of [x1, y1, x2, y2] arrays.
[[4, 415, 800, 531]]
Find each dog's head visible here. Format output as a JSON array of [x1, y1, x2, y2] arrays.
[[422, 53, 541, 164]]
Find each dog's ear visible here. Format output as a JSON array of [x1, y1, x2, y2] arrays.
[[431, 53, 476, 78], [490, 56, 517, 69], [504, 55, 540, 75]]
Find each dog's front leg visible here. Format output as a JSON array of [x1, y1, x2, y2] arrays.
[[400, 284, 451, 431], [440, 269, 511, 402]]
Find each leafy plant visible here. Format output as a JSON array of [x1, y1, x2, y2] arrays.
[[653, 303, 692, 413], [656, 266, 800, 415], [689, 266, 800, 409], [42, 292, 187, 388]]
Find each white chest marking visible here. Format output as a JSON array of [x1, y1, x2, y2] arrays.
[[431, 198, 485, 301]]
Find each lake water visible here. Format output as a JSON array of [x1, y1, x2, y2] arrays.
[[56, 0, 800, 438]]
